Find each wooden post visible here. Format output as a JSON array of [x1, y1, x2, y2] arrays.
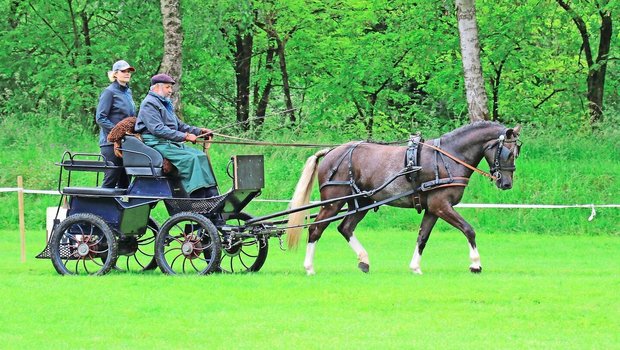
[[17, 176, 26, 262]]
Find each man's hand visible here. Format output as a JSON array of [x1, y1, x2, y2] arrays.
[[200, 128, 213, 139], [185, 133, 198, 144]]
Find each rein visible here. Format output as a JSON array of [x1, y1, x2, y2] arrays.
[[198, 131, 513, 183], [197, 132, 337, 148], [422, 142, 498, 182]]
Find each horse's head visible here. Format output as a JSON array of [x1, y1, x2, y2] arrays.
[[483, 125, 521, 190]]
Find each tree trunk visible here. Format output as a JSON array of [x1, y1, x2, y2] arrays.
[[557, 0, 612, 125], [80, 11, 96, 122], [456, 0, 489, 122], [9, 0, 20, 29], [67, 0, 79, 67], [234, 32, 253, 128], [255, 40, 276, 127], [489, 58, 505, 121], [160, 0, 183, 117], [255, 17, 297, 124], [275, 38, 295, 123], [586, 11, 612, 124]]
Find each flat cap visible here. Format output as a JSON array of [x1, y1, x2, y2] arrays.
[[151, 73, 176, 85]]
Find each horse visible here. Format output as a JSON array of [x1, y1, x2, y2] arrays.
[[286, 121, 521, 275]]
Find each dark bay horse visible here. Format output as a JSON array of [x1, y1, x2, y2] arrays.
[[287, 121, 521, 275]]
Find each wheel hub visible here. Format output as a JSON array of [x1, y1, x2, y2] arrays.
[[76, 242, 90, 257], [181, 235, 202, 258]]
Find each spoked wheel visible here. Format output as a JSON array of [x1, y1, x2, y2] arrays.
[[218, 213, 269, 273], [50, 213, 118, 276], [155, 212, 221, 275], [115, 218, 159, 272]]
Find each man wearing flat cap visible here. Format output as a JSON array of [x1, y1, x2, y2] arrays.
[[135, 73, 218, 197]]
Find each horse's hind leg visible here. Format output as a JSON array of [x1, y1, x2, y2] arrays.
[[304, 200, 346, 275], [409, 210, 439, 275], [337, 199, 372, 273]]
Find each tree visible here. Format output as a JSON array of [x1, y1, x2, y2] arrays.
[[455, 0, 489, 122], [254, 7, 299, 124], [234, 30, 253, 127], [253, 21, 277, 127], [556, 0, 613, 125], [160, 0, 184, 117]]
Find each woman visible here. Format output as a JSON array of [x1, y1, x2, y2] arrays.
[[96, 60, 136, 188]]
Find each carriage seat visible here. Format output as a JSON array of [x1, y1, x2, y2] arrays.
[[120, 135, 165, 176]]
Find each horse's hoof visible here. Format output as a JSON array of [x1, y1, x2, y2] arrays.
[[469, 266, 482, 273], [358, 262, 370, 273], [411, 267, 423, 275], [305, 265, 316, 276]]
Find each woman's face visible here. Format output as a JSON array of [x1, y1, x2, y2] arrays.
[[116, 69, 132, 85]]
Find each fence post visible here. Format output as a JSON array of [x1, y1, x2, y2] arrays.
[[17, 176, 26, 262]]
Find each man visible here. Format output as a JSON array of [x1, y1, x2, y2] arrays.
[[135, 73, 218, 197]]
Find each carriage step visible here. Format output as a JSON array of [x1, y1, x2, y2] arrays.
[[36, 244, 77, 259], [36, 245, 51, 259]]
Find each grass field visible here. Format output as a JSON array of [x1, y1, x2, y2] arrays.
[[1, 227, 619, 349]]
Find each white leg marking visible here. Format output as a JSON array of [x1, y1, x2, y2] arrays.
[[348, 235, 369, 265], [469, 243, 481, 270], [409, 244, 423, 275], [304, 242, 316, 275]]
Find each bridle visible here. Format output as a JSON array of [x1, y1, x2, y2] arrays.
[[484, 132, 522, 180], [423, 129, 521, 183]]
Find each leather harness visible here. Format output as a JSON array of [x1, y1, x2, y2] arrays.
[[318, 134, 476, 214]]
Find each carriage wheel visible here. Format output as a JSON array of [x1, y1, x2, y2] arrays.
[[218, 212, 269, 273], [115, 217, 159, 272], [50, 213, 118, 276], [155, 212, 221, 275]]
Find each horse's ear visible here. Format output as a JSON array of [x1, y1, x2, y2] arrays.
[[507, 125, 521, 139]]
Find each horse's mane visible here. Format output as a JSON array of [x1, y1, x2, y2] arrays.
[[440, 121, 504, 139]]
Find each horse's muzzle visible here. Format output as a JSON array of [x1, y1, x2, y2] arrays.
[[497, 180, 512, 190]]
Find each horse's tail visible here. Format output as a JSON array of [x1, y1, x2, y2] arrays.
[[286, 148, 331, 249]]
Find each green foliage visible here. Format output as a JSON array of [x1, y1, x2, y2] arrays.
[[1, 0, 618, 133], [0, 0, 161, 130]]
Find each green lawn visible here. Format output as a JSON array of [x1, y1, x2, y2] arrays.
[[1, 228, 619, 349]]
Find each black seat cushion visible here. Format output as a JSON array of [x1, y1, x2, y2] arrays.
[[121, 136, 163, 168], [63, 187, 127, 196]]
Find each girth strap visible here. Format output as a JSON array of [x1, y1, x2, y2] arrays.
[[418, 176, 469, 192], [405, 134, 423, 182]]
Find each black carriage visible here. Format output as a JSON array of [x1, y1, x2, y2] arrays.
[[38, 135, 281, 276]]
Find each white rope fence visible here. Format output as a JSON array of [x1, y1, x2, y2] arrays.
[[0, 188, 59, 195], [4, 186, 618, 220], [2, 179, 619, 262]]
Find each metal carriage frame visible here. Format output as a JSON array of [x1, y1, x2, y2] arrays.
[[38, 136, 281, 276]]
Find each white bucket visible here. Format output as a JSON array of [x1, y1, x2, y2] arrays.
[[46, 207, 67, 241]]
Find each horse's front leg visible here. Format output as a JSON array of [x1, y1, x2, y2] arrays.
[[409, 210, 438, 274], [434, 204, 482, 273]]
